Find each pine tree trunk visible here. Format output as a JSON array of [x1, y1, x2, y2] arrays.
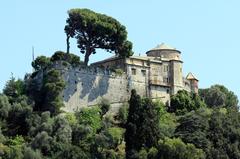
[[84, 47, 91, 66], [66, 35, 70, 54]]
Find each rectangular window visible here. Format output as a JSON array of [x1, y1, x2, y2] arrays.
[[141, 70, 146, 76], [131, 68, 136, 75], [164, 65, 169, 72], [163, 77, 169, 83]]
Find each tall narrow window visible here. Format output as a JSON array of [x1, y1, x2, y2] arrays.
[[163, 77, 169, 83], [164, 65, 169, 72], [131, 68, 136, 75]]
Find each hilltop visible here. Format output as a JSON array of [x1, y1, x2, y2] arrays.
[[0, 8, 239, 159]]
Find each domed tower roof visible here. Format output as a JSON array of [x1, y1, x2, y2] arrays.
[[150, 43, 177, 51], [146, 43, 181, 60]]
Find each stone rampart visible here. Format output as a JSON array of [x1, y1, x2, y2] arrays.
[[53, 62, 133, 112]]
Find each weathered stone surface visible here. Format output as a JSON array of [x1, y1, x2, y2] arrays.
[[51, 43, 198, 113], [56, 66, 130, 112]]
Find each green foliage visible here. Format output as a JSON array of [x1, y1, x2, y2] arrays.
[[125, 89, 143, 158], [90, 125, 125, 159], [96, 149, 118, 159], [50, 51, 81, 66], [125, 90, 161, 158], [0, 143, 9, 157], [116, 103, 129, 125], [3, 76, 26, 104], [76, 106, 102, 134], [91, 132, 113, 158], [23, 147, 42, 159], [32, 51, 82, 72], [7, 135, 25, 146], [156, 100, 177, 138], [1, 136, 26, 159], [206, 109, 240, 159], [26, 112, 90, 158], [31, 131, 53, 156], [28, 52, 81, 115], [99, 98, 110, 117], [27, 66, 65, 115], [52, 115, 72, 144], [114, 69, 124, 76], [199, 85, 239, 110], [50, 143, 90, 159], [138, 148, 148, 159], [0, 126, 6, 143], [175, 107, 240, 159], [42, 69, 65, 115], [25, 75, 42, 110], [71, 124, 92, 147], [85, 110, 124, 158], [27, 111, 53, 137], [175, 108, 211, 151], [0, 82, 239, 159], [158, 137, 205, 159], [32, 56, 50, 71], [2, 7, 240, 159], [65, 8, 133, 65], [5, 145, 24, 159], [6, 99, 33, 136], [64, 112, 78, 126], [0, 94, 10, 120], [147, 147, 158, 159], [50, 51, 65, 61], [170, 90, 206, 115], [140, 98, 161, 148], [107, 127, 124, 147]]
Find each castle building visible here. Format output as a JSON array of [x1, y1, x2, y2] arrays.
[[92, 43, 198, 103], [60, 43, 198, 112]]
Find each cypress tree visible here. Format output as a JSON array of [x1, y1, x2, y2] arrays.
[[125, 90, 161, 159], [125, 89, 142, 158]]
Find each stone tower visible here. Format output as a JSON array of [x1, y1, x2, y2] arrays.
[[186, 72, 199, 94], [146, 43, 183, 95]]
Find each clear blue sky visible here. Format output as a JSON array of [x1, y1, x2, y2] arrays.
[[1, 0, 240, 100]]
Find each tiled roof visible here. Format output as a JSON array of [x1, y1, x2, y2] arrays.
[[186, 72, 198, 81]]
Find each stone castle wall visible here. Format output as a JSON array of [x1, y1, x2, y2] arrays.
[[53, 62, 147, 112], [51, 57, 194, 112]]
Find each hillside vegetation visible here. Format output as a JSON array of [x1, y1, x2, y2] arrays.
[[1, 8, 239, 159], [0, 51, 239, 159]]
